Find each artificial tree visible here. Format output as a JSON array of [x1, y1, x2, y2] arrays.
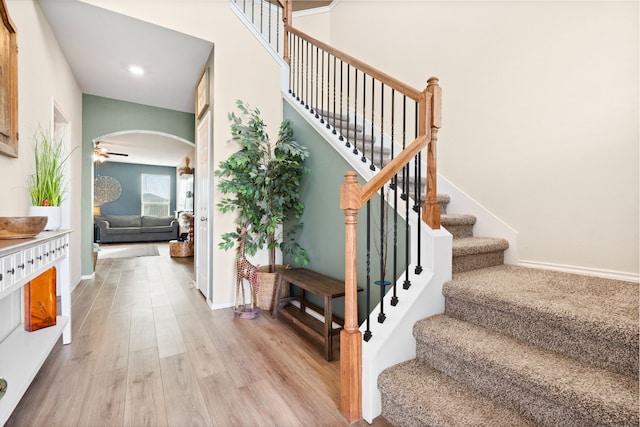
[[216, 100, 310, 273]]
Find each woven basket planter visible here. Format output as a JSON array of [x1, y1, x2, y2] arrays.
[[256, 265, 289, 311]]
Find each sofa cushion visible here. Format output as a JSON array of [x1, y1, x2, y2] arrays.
[[140, 225, 173, 233], [141, 216, 174, 227], [106, 227, 141, 235], [104, 215, 141, 228]]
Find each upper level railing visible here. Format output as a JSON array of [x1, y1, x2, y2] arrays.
[[231, 0, 284, 54], [231, 0, 442, 422]]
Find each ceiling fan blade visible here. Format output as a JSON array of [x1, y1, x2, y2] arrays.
[[106, 151, 129, 157]]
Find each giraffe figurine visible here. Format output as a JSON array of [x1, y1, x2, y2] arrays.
[[235, 224, 260, 312]]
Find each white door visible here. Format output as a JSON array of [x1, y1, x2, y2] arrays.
[[195, 110, 212, 304]]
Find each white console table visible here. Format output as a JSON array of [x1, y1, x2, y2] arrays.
[[0, 230, 71, 425]]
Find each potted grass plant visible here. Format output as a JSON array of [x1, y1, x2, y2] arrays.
[[216, 100, 310, 309], [27, 128, 73, 230]]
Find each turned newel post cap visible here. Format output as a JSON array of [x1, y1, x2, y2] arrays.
[[427, 77, 439, 86], [340, 171, 362, 210], [344, 171, 358, 182]]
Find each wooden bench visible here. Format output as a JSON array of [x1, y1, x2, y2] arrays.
[[273, 268, 361, 361]]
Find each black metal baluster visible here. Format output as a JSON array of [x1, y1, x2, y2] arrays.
[[378, 187, 386, 323], [307, 45, 318, 114], [320, 50, 325, 124], [276, 2, 280, 53], [260, 0, 263, 33], [402, 97, 411, 290], [363, 200, 372, 341], [361, 74, 367, 163], [390, 91, 399, 306], [326, 52, 331, 129], [296, 35, 302, 101], [314, 46, 319, 117], [269, 0, 273, 46], [369, 78, 376, 170], [288, 32, 293, 95], [378, 82, 385, 171], [338, 60, 344, 141], [332, 56, 337, 134], [304, 40, 309, 109], [390, 89, 396, 188], [352, 70, 358, 155], [414, 105, 423, 274]]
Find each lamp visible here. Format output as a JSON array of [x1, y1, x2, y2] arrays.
[[93, 206, 101, 216]]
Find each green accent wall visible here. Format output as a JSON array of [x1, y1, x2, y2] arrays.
[[283, 102, 407, 323], [81, 95, 195, 275]]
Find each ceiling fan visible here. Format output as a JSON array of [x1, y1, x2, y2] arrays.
[[93, 141, 129, 162]]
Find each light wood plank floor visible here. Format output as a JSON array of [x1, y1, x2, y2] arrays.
[[6, 243, 391, 427]]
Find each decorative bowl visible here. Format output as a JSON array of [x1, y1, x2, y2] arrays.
[[0, 216, 48, 239]]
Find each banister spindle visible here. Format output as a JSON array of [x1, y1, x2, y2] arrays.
[[369, 78, 376, 171], [320, 50, 325, 124], [339, 60, 344, 141], [377, 187, 386, 324], [332, 56, 337, 133], [304, 39, 310, 109], [364, 200, 372, 341], [314, 46, 319, 117], [361, 74, 367, 163], [352, 70, 358, 155], [326, 52, 331, 129], [414, 105, 423, 274]]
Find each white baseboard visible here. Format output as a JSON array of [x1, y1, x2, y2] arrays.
[[517, 260, 639, 283]]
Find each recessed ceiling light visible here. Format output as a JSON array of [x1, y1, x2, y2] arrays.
[[129, 65, 144, 75]]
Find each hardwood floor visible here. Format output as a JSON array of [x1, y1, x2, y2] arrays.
[[6, 243, 391, 427]]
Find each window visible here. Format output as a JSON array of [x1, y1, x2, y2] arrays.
[[141, 174, 170, 216]]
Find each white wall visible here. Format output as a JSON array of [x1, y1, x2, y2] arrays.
[[306, 0, 638, 277], [83, 0, 287, 306], [0, 0, 82, 337]]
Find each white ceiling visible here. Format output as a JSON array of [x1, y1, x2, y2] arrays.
[[38, 0, 213, 167]]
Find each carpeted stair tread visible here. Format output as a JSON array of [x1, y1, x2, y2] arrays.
[[378, 359, 539, 427], [414, 314, 639, 426], [452, 236, 509, 256], [315, 108, 351, 122], [441, 213, 476, 225], [444, 265, 639, 377], [441, 214, 477, 238], [342, 129, 376, 144], [445, 265, 639, 349]]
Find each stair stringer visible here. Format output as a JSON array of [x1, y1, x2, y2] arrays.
[[284, 93, 453, 424]]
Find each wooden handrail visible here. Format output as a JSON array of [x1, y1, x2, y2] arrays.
[[361, 133, 429, 203]]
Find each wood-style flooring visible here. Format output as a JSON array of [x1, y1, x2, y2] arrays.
[[6, 243, 391, 427]]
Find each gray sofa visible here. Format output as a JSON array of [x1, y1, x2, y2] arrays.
[[96, 215, 179, 243]]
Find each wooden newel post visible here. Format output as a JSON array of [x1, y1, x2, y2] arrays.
[[422, 77, 442, 229], [281, 0, 292, 65], [339, 171, 363, 422]]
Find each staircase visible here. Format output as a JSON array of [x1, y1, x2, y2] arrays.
[[377, 190, 639, 426], [316, 106, 637, 427]]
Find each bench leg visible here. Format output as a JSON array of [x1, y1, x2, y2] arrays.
[[272, 274, 285, 319], [324, 296, 332, 361]]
